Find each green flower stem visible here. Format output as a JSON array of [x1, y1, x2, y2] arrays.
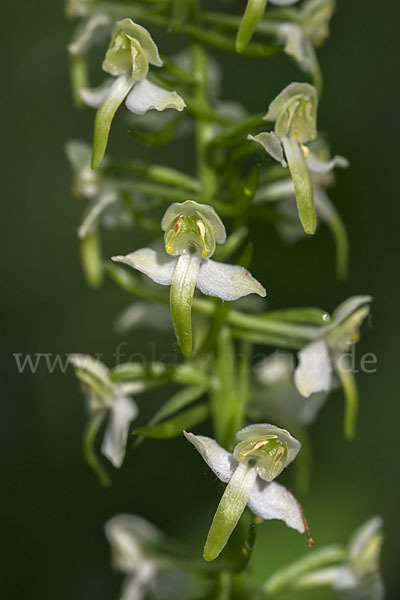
[[204, 9, 302, 30], [336, 356, 358, 440], [204, 463, 257, 561], [97, 3, 283, 56], [92, 74, 134, 169], [106, 263, 321, 345], [83, 412, 111, 487], [192, 43, 218, 201], [263, 545, 347, 595], [214, 571, 232, 600], [102, 161, 200, 192], [170, 253, 201, 354]]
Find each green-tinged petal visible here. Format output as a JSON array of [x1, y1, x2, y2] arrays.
[[236, 0, 268, 53], [294, 339, 332, 397], [68, 14, 110, 56], [196, 259, 266, 301], [92, 74, 134, 169], [109, 19, 162, 71], [70, 353, 113, 403], [348, 516, 383, 566], [65, 140, 99, 197], [112, 248, 177, 285], [125, 79, 186, 115], [308, 153, 349, 173], [336, 355, 358, 440], [295, 565, 355, 589], [203, 463, 258, 561], [265, 82, 317, 132], [80, 230, 103, 288], [134, 403, 209, 439], [330, 296, 372, 328], [101, 396, 138, 467], [248, 132, 287, 166], [78, 193, 117, 238], [282, 134, 316, 234], [80, 79, 113, 109], [170, 253, 201, 354]]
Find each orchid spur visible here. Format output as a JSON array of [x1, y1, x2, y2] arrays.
[[112, 200, 266, 355], [185, 424, 306, 561]]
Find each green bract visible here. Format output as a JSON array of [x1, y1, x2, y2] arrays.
[[249, 82, 319, 234], [185, 424, 304, 561], [112, 201, 266, 355]]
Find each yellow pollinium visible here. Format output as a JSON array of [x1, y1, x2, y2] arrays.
[[239, 439, 270, 462], [292, 130, 309, 158]]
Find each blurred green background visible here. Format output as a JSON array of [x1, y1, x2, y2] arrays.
[[2, 0, 399, 598]]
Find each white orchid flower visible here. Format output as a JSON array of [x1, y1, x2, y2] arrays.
[[294, 296, 372, 438], [248, 82, 319, 235], [82, 18, 186, 168], [70, 355, 142, 481], [253, 353, 329, 430], [66, 140, 134, 288], [112, 200, 266, 355], [105, 514, 197, 600], [185, 424, 306, 561], [296, 516, 384, 600]]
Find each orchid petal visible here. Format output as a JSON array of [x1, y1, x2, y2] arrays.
[[69, 353, 113, 401], [331, 296, 373, 328], [248, 132, 287, 167], [92, 74, 135, 169], [101, 396, 138, 467], [295, 340, 332, 397], [264, 82, 317, 124], [308, 153, 349, 174], [105, 514, 161, 572], [282, 134, 316, 235], [79, 79, 113, 109], [68, 14, 110, 56], [196, 259, 266, 301], [161, 200, 226, 246], [203, 463, 258, 561], [112, 248, 177, 286], [184, 432, 236, 483], [170, 253, 201, 355], [78, 192, 118, 238], [248, 480, 305, 533], [125, 79, 186, 115]]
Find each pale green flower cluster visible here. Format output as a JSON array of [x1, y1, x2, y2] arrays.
[[65, 2, 384, 599]]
